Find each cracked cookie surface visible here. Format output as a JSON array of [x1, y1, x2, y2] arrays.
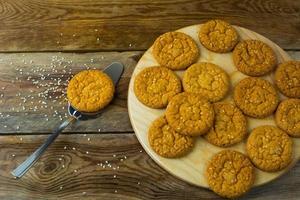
[[165, 92, 214, 136], [67, 70, 114, 112], [233, 40, 277, 76], [246, 125, 293, 172], [134, 66, 182, 108], [183, 62, 229, 102], [204, 102, 247, 147], [275, 99, 300, 137], [152, 32, 199, 70], [148, 115, 194, 158], [199, 19, 239, 53], [233, 77, 279, 118], [206, 150, 254, 199], [275, 60, 300, 98]]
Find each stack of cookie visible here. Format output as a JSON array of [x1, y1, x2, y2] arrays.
[[133, 19, 300, 198]]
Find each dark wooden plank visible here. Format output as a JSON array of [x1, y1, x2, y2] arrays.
[[0, 51, 142, 134], [0, 0, 299, 52], [0, 51, 299, 134], [0, 133, 299, 199]]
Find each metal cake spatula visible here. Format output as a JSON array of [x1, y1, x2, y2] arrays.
[[11, 62, 124, 178]]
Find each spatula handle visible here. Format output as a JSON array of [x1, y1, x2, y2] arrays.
[[11, 117, 76, 178]]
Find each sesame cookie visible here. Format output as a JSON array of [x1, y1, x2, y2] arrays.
[[233, 40, 277, 76], [165, 92, 214, 136], [246, 125, 293, 172], [148, 116, 194, 158], [233, 77, 279, 118], [67, 70, 114, 113], [275, 99, 300, 137], [199, 19, 239, 53], [152, 32, 199, 70], [275, 61, 300, 98], [206, 150, 254, 199], [204, 102, 247, 147], [182, 62, 230, 102], [134, 66, 182, 108]]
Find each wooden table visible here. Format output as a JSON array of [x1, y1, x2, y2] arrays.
[[0, 1, 299, 199]]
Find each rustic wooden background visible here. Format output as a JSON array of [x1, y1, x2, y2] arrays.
[[0, 0, 299, 199]]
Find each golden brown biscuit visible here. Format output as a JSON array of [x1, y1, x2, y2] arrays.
[[206, 150, 254, 199], [275, 99, 300, 137], [204, 102, 247, 147], [246, 125, 293, 172], [148, 116, 194, 158], [165, 92, 214, 136], [233, 40, 277, 76], [152, 32, 199, 70], [233, 77, 279, 118], [182, 62, 230, 102], [275, 60, 300, 98], [67, 70, 114, 112], [199, 19, 239, 53], [134, 66, 182, 108]]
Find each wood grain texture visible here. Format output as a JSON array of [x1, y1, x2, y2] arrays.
[[128, 24, 300, 188], [0, 51, 142, 134], [0, 51, 300, 135], [0, 0, 299, 52], [0, 133, 299, 200]]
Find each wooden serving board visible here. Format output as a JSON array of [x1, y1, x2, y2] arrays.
[[127, 24, 300, 188]]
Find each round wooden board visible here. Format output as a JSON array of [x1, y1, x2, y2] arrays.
[[128, 24, 300, 188]]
